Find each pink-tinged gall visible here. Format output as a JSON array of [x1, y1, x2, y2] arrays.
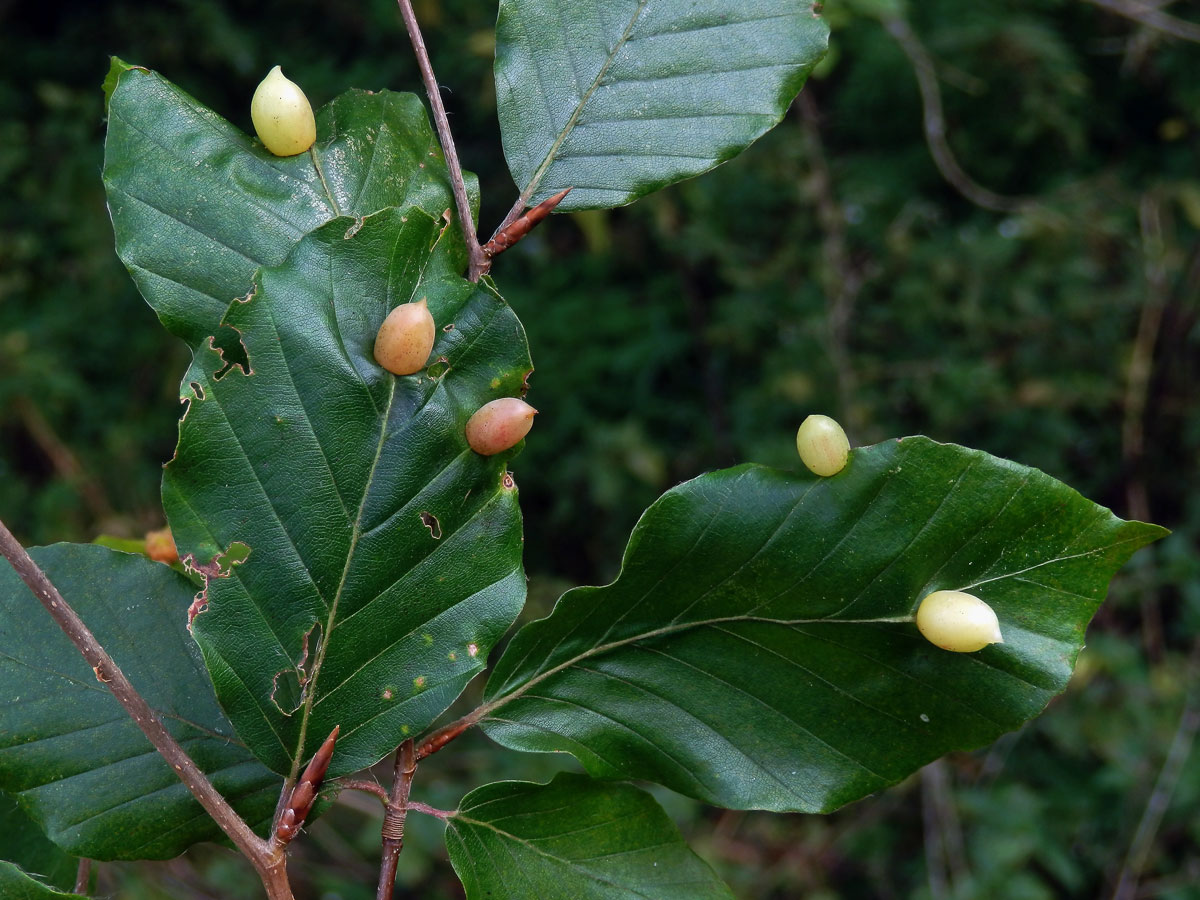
[[465, 398, 537, 456]]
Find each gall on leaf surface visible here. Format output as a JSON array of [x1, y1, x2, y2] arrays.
[[0, 545, 279, 860], [102, 58, 476, 347], [445, 773, 733, 900], [163, 207, 532, 779], [481, 437, 1166, 813], [495, 0, 829, 211]]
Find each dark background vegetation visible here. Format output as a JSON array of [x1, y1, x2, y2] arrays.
[[2, 0, 1198, 897]]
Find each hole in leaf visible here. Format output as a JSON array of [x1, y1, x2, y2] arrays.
[[427, 357, 451, 380], [270, 621, 321, 716], [184, 541, 251, 628], [210, 325, 251, 380], [419, 511, 442, 540]]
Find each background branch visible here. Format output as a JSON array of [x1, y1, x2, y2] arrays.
[[883, 14, 1032, 214], [396, 0, 487, 281], [1086, 0, 1200, 43]]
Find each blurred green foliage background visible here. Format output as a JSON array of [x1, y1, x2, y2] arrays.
[[1, 0, 1198, 897]]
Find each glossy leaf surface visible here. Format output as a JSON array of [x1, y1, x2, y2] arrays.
[[103, 59, 470, 346], [494, 0, 829, 210], [0, 862, 84, 900], [163, 208, 531, 778], [445, 773, 733, 900], [0, 545, 279, 859], [483, 438, 1166, 812]]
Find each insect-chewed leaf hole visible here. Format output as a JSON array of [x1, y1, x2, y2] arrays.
[[209, 324, 252, 380], [420, 511, 442, 539]]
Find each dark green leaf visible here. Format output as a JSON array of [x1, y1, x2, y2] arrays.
[[0, 793, 76, 891], [163, 207, 531, 778], [482, 438, 1166, 812], [494, 0, 829, 211], [0, 862, 84, 900], [445, 773, 733, 900], [102, 60, 473, 346], [0, 545, 280, 859]]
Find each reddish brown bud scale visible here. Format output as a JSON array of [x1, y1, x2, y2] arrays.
[[374, 298, 435, 375], [465, 398, 537, 456], [275, 724, 339, 845], [483, 187, 572, 257]]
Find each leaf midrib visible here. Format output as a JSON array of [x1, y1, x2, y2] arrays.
[[520, 0, 651, 204], [482, 534, 1147, 720], [287, 376, 398, 781], [449, 813, 668, 900]]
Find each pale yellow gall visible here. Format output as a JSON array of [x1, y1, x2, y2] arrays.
[[916, 590, 1004, 653], [465, 398, 537, 456], [374, 298, 436, 375], [251, 66, 316, 157], [796, 414, 850, 477]]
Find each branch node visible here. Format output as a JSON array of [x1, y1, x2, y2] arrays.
[[483, 187, 573, 258]]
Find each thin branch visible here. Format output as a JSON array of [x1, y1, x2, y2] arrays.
[[376, 740, 417, 900], [883, 14, 1032, 215], [1111, 645, 1200, 900], [797, 92, 868, 435], [73, 858, 91, 895], [1125, 194, 1170, 661], [1086, 0, 1200, 43], [340, 779, 390, 805], [408, 801, 453, 819], [13, 397, 113, 523], [920, 760, 971, 898], [415, 706, 488, 760], [396, 0, 487, 281], [490, 195, 529, 248], [0, 517, 291, 900]]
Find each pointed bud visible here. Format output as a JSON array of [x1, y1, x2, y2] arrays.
[[465, 398, 537, 456], [796, 414, 850, 477], [275, 725, 338, 844], [916, 590, 1004, 653], [374, 298, 436, 375], [251, 66, 317, 157]]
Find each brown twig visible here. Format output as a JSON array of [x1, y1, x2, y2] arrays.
[[414, 706, 488, 760], [340, 779, 390, 805], [483, 187, 572, 258], [1111, 645, 1200, 900], [1086, 0, 1200, 43], [376, 740, 417, 900], [797, 92, 868, 435], [13, 397, 113, 523], [920, 760, 971, 899], [73, 858, 91, 895], [883, 14, 1032, 215], [491, 195, 530, 250], [1125, 194, 1169, 662], [408, 801, 453, 819], [396, 0, 486, 282], [0, 517, 292, 900]]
